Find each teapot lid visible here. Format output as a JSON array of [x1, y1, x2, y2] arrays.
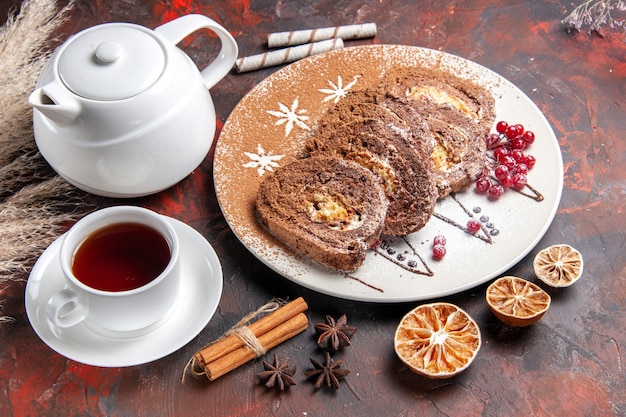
[[58, 24, 164, 101]]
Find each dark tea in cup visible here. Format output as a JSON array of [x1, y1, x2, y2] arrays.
[[72, 222, 171, 292], [49, 206, 180, 332]]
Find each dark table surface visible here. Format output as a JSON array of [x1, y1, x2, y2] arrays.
[[1, 1, 625, 416]]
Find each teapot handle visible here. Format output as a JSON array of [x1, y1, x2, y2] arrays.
[[155, 14, 238, 90]]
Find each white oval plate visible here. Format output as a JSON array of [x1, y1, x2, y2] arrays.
[[26, 217, 223, 367], [214, 45, 563, 303]]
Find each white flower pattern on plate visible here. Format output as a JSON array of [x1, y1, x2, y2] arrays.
[[267, 98, 310, 137], [319, 75, 360, 103], [243, 144, 284, 176]]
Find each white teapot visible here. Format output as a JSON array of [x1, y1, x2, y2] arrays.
[[29, 15, 238, 197]]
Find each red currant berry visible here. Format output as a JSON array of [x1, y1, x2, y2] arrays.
[[488, 184, 504, 200], [433, 235, 447, 246], [501, 155, 517, 169], [432, 244, 447, 260], [494, 164, 509, 180], [496, 121, 509, 134], [523, 154, 536, 169], [475, 177, 491, 193], [513, 172, 528, 189], [476, 168, 489, 179], [493, 146, 509, 162], [505, 125, 519, 139], [486, 133, 501, 150], [466, 219, 481, 233], [510, 149, 524, 163], [514, 123, 524, 135], [513, 163, 528, 174], [522, 130, 535, 145], [510, 137, 527, 150], [500, 173, 515, 188]]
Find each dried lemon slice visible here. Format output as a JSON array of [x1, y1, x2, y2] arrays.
[[486, 276, 551, 327], [394, 302, 481, 379], [533, 244, 584, 287]]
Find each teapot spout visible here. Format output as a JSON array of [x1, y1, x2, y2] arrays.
[[29, 83, 80, 125]]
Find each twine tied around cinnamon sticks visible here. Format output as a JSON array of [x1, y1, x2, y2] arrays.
[[183, 297, 309, 382]]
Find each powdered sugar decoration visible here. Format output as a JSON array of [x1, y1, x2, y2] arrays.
[[243, 144, 285, 176], [267, 97, 310, 137], [319, 75, 361, 104]]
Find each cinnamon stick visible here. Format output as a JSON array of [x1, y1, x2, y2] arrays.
[[195, 297, 308, 367], [204, 312, 308, 381]]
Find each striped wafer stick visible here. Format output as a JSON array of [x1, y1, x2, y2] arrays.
[[267, 23, 377, 48], [234, 38, 344, 73]]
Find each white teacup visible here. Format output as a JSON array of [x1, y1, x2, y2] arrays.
[[46, 206, 180, 335]]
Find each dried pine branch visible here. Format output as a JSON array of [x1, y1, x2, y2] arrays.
[[562, 0, 626, 37]]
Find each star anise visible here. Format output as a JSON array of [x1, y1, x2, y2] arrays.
[[257, 354, 296, 391], [304, 351, 351, 390], [314, 314, 357, 350]]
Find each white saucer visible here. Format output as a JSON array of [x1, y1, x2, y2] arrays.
[[25, 216, 223, 367]]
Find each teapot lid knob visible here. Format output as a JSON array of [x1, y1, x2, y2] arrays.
[[95, 41, 123, 64]]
